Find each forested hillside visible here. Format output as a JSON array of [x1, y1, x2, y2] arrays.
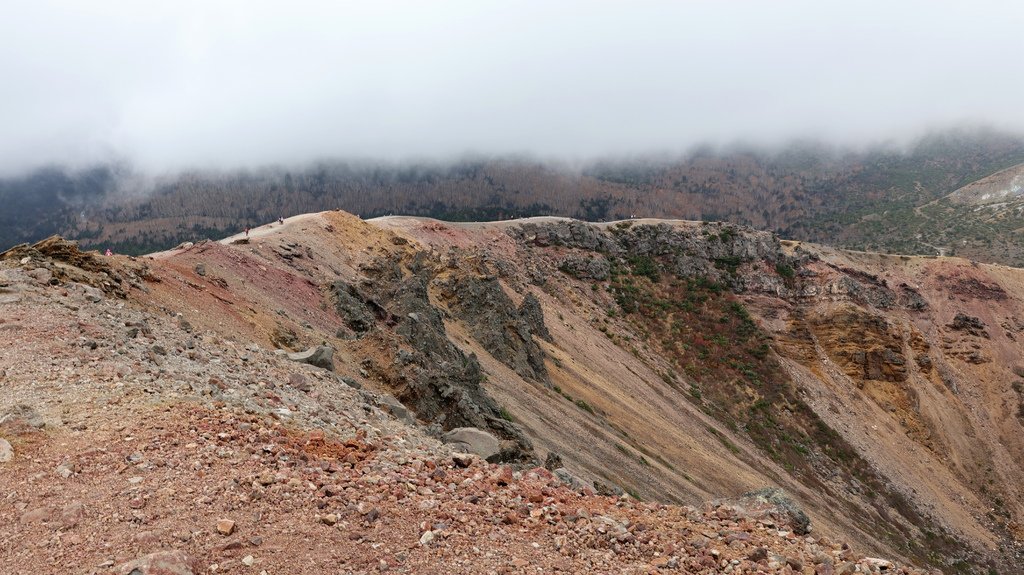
[[3, 128, 1024, 262]]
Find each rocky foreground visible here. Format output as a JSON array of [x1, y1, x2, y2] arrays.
[[0, 233, 932, 574]]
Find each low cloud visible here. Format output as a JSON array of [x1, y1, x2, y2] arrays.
[[2, 1, 1023, 174]]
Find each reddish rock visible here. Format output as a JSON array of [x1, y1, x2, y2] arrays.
[[490, 466, 514, 486], [55, 501, 85, 530], [216, 518, 236, 535]]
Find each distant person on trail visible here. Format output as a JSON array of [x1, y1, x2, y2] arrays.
[[278, 217, 284, 225], [245, 227, 250, 237], [104, 248, 113, 256]]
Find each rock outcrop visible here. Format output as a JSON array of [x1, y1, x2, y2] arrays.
[[438, 274, 549, 383], [330, 280, 383, 335], [338, 258, 535, 463], [810, 305, 908, 384], [0, 235, 135, 298], [515, 220, 797, 293], [558, 254, 611, 280], [948, 312, 988, 338]]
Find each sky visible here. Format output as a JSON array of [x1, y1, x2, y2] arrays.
[[1, 0, 1023, 174]]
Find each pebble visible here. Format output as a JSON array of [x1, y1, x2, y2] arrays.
[[452, 453, 475, 468], [320, 513, 338, 526], [217, 519, 236, 535]]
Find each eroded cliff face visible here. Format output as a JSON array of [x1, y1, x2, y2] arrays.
[[33, 211, 1020, 573], [492, 218, 1024, 572], [327, 252, 538, 463]]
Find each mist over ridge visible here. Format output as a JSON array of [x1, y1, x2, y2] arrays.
[[3, 1, 1024, 175]]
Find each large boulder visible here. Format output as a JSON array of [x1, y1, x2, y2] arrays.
[[287, 346, 335, 371], [733, 487, 811, 535], [443, 427, 500, 459], [117, 551, 198, 575], [376, 394, 414, 425]]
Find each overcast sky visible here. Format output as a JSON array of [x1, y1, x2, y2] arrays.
[[1, 0, 1023, 173]]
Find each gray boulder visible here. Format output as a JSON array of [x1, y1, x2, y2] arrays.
[[377, 394, 414, 425], [443, 427, 500, 459], [0, 438, 12, 463], [287, 346, 335, 371], [735, 487, 812, 535]]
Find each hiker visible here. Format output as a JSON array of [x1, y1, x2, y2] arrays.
[[104, 248, 113, 256], [278, 217, 284, 225], [245, 227, 250, 237]]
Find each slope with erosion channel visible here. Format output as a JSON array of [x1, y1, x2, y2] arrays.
[[21, 209, 1020, 573], [376, 216, 1024, 573]]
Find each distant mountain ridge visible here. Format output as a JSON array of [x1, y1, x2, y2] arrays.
[[3, 127, 1024, 263]]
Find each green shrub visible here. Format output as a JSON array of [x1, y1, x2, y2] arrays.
[[575, 399, 595, 414], [628, 255, 660, 281]]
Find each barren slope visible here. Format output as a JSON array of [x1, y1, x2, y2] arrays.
[[3, 210, 1021, 573]]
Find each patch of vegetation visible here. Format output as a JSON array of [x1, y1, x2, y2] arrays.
[[716, 227, 737, 244], [713, 255, 744, 276], [627, 255, 660, 281], [575, 399, 595, 415], [604, 249, 982, 572], [553, 385, 575, 403], [775, 262, 795, 280]]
